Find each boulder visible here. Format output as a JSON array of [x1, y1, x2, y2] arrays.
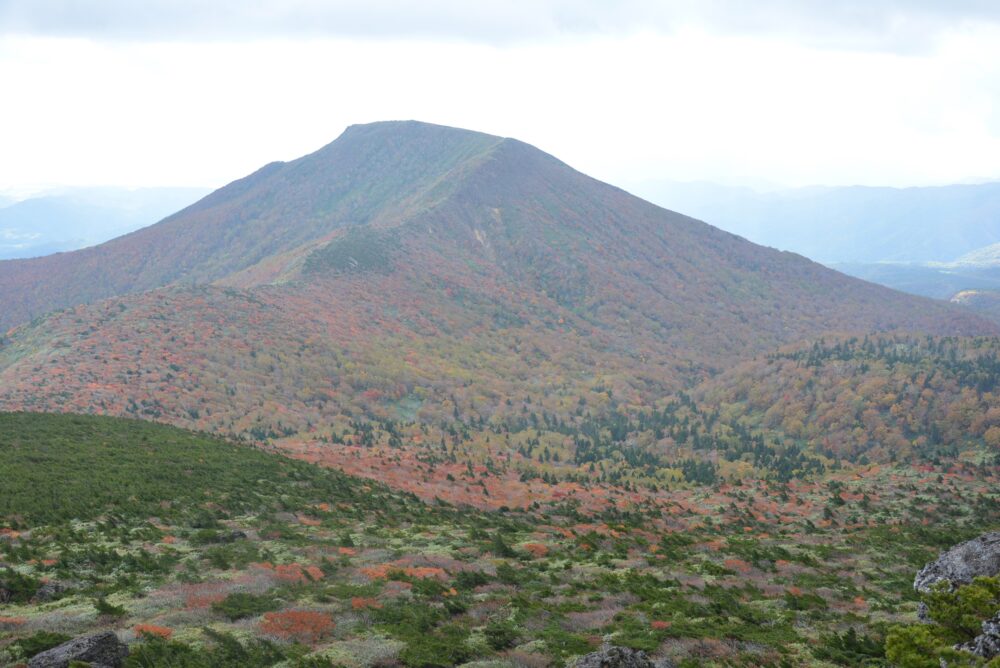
[[575, 646, 655, 668], [957, 612, 1000, 659], [915, 532, 1000, 593], [28, 631, 128, 668], [32, 581, 69, 602]]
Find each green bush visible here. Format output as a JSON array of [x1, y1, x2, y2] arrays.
[[211, 591, 281, 620], [94, 596, 127, 618], [885, 577, 1000, 666], [484, 619, 519, 650], [125, 629, 288, 668], [811, 627, 886, 666], [398, 624, 472, 668], [0, 567, 41, 603], [13, 631, 72, 658]]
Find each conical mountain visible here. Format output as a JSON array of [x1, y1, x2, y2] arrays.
[[0, 121, 993, 437]]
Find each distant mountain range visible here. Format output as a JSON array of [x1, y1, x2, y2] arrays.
[[0, 187, 210, 259], [629, 180, 1000, 265], [0, 121, 991, 439]]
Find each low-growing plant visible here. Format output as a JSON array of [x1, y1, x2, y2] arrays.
[[212, 591, 282, 620]]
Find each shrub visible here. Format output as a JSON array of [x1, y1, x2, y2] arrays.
[[259, 610, 335, 644], [484, 619, 519, 650], [125, 629, 287, 668], [811, 627, 885, 666], [134, 624, 173, 639], [212, 591, 281, 620], [885, 577, 1000, 666], [0, 567, 41, 603], [398, 624, 472, 668], [13, 631, 72, 658], [94, 597, 127, 618]]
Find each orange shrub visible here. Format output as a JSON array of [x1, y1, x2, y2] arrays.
[[259, 610, 334, 644], [351, 596, 382, 610], [522, 543, 549, 558], [360, 564, 447, 581], [135, 624, 173, 639]]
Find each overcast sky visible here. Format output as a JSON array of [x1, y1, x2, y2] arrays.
[[3, 1, 1000, 194]]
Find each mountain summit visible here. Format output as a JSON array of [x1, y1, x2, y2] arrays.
[[0, 121, 994, 435]]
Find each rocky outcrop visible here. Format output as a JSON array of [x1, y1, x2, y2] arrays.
[[28, 631, 128, 668], [574, 646, 656, 668], [957, 612, 1000, 660], [915, 532, 1000, 593]]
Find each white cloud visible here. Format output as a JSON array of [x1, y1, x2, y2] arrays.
[[4, 1, 1000, 52], [1, 12, 1000, 191]]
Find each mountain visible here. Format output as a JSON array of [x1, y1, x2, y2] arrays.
[[0, 122, 994, 437], [828, 261, 1000, 300], [0, 121, 993, 441], [952, 241, 1000, 267], [629, 180, 1000, 264], [824, 239, 1000, 306], [951, 289, 1000, 322], [0, 187, 210, 260]]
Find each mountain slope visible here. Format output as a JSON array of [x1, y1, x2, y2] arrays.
[[0, 122, 503, 330], [0, 122, 994, 443]]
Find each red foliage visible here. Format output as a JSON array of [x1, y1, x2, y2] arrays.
[[259, 610, 334, 644], [351, 597, 382, 610], [135, 624, 173, 639], [522, 542, 549, 558], [360, 564, 447, 581]]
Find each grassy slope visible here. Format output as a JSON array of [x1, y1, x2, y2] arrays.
[[0, 412, 424, 527], [2, 413, 1000, 668]]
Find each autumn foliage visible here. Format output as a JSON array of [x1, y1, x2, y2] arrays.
[[134, 624, 173, 639], [259, 610, 334, 644]]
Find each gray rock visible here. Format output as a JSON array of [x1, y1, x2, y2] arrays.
[[957, 612, 1000, 659], [32, 581, 68, 602], [575, 646, 655, 668], [28, 631, 128, 668], [915, 532, 1000, 593], [914, 532, 1000, 623]]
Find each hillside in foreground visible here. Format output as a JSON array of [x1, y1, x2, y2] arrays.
[[3, 413, 1000, 667]]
